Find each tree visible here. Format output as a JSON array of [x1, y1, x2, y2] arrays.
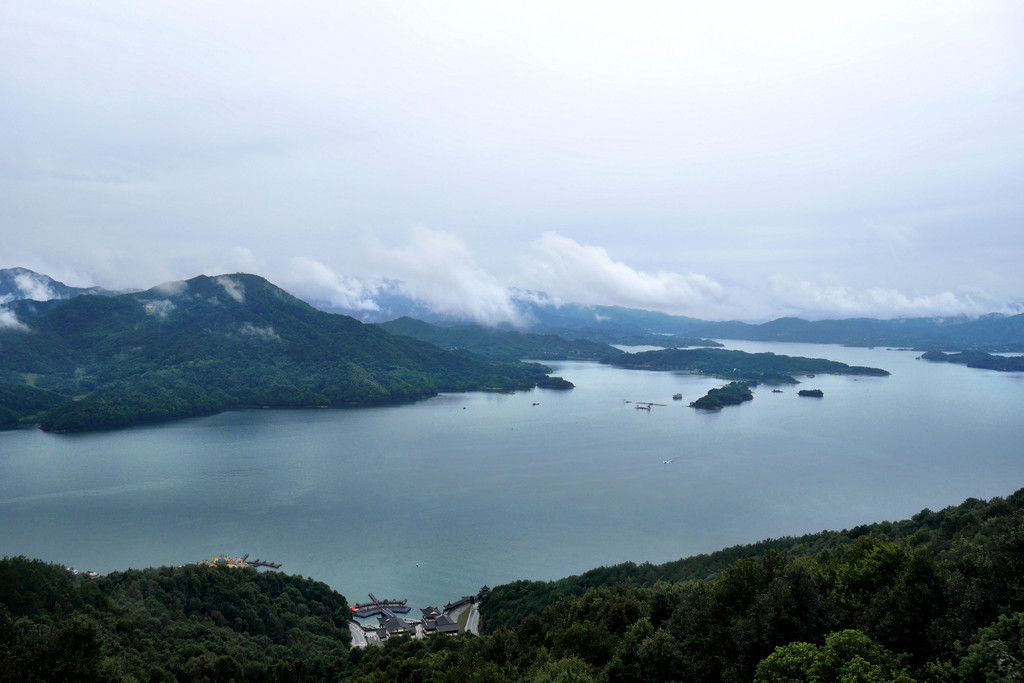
[[755, 630, 915, 682]]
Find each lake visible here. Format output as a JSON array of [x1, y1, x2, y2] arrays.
[[2, 341, 1022, 609]]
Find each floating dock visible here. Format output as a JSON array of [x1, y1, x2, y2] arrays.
[[351, 593, 412, 618]]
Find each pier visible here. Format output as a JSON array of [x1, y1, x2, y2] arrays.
[[351, 593, 412, 618], [197, 553, 281, 570]]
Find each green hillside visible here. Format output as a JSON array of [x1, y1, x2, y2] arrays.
[[605, 347, 889, 384], [377, 317, 625, 362], [0, 274, 554, 432]]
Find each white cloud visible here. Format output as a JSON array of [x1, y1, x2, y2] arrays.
[[0, 308, 29, 331], [284, 257, 380, 312], [525, 233, 724, 314], [239, 322, 280, 341], [143, 299, 175, 320], [369, 227, 526, 326], [215, 276, 245, 303], [767, 278, 998, 319], [1, 3, 1021, 323], [13, 272, 57, 301], [153, 280, 188, 296]]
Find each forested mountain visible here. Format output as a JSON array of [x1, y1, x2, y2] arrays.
[[4, 489, 1024, 681], [0, 274, 557, 431], [377, 317, 625, 362], [6, 267, 1022, 352]]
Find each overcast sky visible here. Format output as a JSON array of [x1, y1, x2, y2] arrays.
[[2, 1, 1022, 323]]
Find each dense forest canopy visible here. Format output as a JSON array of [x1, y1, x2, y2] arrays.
[[4, 489, 1024, 681], [376, 317, 625, 362]]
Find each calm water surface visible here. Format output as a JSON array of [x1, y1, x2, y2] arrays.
[[2, 341, 1022, 608]]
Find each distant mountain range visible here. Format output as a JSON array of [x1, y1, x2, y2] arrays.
[[2, 266, 1024, 370], [308, 273, 1024, 351], [4, 267, 1024, 353]]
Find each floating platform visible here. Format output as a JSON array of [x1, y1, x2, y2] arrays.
[[351, 593, 411, 618]]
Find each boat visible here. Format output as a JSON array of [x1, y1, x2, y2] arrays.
[[672, 394, 682, 400]]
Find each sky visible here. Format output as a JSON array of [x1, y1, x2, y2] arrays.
[[2, 1, 1023, 323]]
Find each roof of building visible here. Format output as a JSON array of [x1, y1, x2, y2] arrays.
[[435, 614, 459, 633]]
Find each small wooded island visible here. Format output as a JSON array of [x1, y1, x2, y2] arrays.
[[798, 388, 824, 397], [690, 381, 753, 410]]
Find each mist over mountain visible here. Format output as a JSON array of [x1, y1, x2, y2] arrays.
[[0, 267, 112, 304], [315, 278, 1024, 351], [4, 267, 1024, 353]]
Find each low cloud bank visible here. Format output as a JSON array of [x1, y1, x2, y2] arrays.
[[275, 231, 1019, 325], [143, 299, 176, 320], [366, 227, 528, 326], [525, 233, 725, 314], [215, 276, 245, 303], [13, 272, 58, 302], [0, 309, 29, 331], [239, 322, 280, 341], [766, 279, 1014, 320], [285, 257, 382, 313]]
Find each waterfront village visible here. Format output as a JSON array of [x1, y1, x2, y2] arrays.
[[347, 589, 487, 648], [197, 555, 486, 648]]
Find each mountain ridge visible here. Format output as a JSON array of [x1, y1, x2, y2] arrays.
[[4, 267, 1023, 351]]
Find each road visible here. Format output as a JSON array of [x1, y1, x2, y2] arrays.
[[464, 603, 480, 636], [349, 622, 367, 648]]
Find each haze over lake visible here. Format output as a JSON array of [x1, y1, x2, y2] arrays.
[[2, 341, 1022, 608]]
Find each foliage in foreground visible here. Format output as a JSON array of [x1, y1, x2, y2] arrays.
[[0, 560, 351, 682], [5, 489, 1024, 681]]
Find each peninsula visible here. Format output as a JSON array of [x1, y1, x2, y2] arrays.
[[603, 347, 889, 384], [920, 350, 1024, 372]]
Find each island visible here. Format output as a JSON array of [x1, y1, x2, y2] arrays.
[[603, 347, 889, 384], [690, 382, 753, 410], [798, 389, 824, 398], [920, 350, 1024, 372]]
